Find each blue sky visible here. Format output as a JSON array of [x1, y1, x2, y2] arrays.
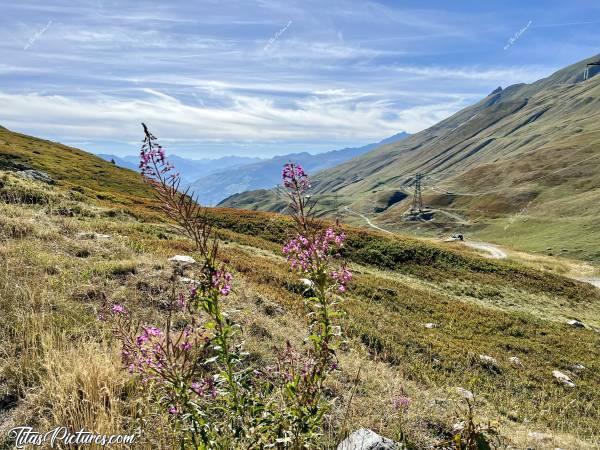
[[0, 0, 599, 158]]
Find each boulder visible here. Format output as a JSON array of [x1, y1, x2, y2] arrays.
[[337, 429, 397, 450], [424, 322, 439, 329], [552, 370, 575, 388], [180, 277, 200, 285], [16, 169, 55, 185]]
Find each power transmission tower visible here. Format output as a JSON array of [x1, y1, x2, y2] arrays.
[[410, 173, 424, 215]]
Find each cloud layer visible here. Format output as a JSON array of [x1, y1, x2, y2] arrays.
[[0, 0, 598, 157]]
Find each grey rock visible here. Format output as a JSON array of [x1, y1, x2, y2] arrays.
[[479, 354, 500, 372], [424, 322, 439, 329], [528, 431, 553, 442], [16, 169, 55, 185], [76, 232, 111, 240], [337, 428, 397, 450], [180, 277, 200, 285]]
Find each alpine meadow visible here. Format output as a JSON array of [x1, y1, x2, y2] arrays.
[[1, 2, 600, 450]]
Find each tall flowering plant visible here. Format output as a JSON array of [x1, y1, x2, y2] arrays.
[[101, 124, 256, 448], [277, 162, 352, 442], [102, 126, 351, 449]]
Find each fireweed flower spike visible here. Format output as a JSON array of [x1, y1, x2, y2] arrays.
[[279, 161, 352, 440], [103, 128, 346, 448]]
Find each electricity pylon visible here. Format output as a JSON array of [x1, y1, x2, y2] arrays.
[[410, 173, 424, 215]]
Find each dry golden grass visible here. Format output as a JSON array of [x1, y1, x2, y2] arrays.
[[0, 173, 599, 449]]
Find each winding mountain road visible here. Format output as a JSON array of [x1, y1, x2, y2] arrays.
[[343, 206, 600, 290], [343, 206, 392, 234]]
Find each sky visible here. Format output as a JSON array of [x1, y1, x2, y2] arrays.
[[0, 0, 599, 159]]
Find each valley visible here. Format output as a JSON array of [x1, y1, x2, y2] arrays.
[[222, 54, 600, 264]]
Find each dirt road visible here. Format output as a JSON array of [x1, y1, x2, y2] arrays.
[[343, 206, 392, 234], [462, 241, 508, 259]]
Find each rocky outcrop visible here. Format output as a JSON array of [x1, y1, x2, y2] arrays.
[[337, 429, 397, 450], [15, 169, 55, 185]]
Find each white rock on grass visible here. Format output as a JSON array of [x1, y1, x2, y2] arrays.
[[570, 363, 586, 372], [508, 356, 523, 368], [567, 319, 585, 328], [424, 322, 439, 329], [552, 370, 575, 388], [337, 428, 396, 450], [180, 277, 200, 285], [479, 354, 500, 371], [169, 255, 196, 266], [528, 431, 553, 442], [479, 354, 497, 365], [455, 387, 474, 400]]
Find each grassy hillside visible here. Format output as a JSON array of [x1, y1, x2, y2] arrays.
[[222, 54, 600, 262], [0, 126, 158, 214], [1, 129, 600, 448]]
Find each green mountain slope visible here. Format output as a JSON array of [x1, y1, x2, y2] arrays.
[[0, 126, 158, 214], [222, 54, 600, 261]]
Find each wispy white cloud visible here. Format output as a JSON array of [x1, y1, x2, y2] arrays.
[[0, 0, 596, 157]]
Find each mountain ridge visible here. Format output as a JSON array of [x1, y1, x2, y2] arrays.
[[190, 132, 409, 205], [221, 54, 600, 261]]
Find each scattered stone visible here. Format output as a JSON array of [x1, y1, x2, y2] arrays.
[[15, 169, 55, 185], [169, 255, 196, 267], [570, 363, 586, 372], [567, 319, 585, 328], [453, 421, 465, 432], [299, 278, 315, 289], [180, 277, 200, 285], [455, 387, 474, 400], [337, 428, 396, 450], [479, 354, 497, 364], [424, 322, 439, 329], [508, 356, 523, 368], [552, 370, 575, 388], [479, 354, 500, 372], [95, 233, 111, 239]]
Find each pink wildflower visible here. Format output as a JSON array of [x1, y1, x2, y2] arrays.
[[392, 395, 411, 411], [212, 269, 233, 296], [282, 162, 310, 192], [111, 303, 125, 314]]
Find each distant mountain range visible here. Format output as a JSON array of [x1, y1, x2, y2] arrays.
[[190, 132, 408, 205], [221, 54, 600, 261], [97, 154, 262, 183], [99, 132, 409, 205]]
